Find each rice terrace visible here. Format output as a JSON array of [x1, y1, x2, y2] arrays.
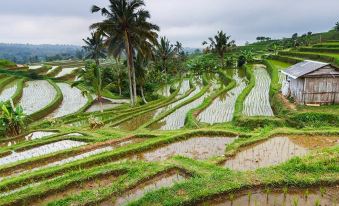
[[0, 0, 339, 205]]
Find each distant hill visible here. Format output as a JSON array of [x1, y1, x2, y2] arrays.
[[0, 43, 83, 64]]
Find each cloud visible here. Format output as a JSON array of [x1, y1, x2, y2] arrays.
[[0, 0, 338, 47]]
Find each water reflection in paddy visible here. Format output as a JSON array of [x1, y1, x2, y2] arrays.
[[223, 136, 339, 171], [131, 136, 235, 162]]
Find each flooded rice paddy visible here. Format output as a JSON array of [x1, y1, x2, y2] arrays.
[[201, 185, 339, 206], [100, 170, 187, 206], [0, 140, 86, 166], [199, 69, 247, 124], [46, 83, 88, 118], [0, 80, 18, 102], [32, 171, 120, 206], [86, 101, 121, 113], [55, 67, 78, 78], [117, 110, 157, 130], [243, 65, 274, 117], [18, 80, 57, 115], [131, 136, 235, 162], [25, 131, 57, 140], [223, 136, 339, 171], [151, 85, 206, 130]]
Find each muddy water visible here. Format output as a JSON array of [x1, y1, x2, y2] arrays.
[[32, 172, 120, 206], [117, 110, 157, 131], [201, 186, 339, 206], [100, 170, 186, 206], [131, 137, 235, 162], [0, 140, 86, 166], [243, 64, 274, 117], [199, 69, 247, 124], [223, 136, 339, 171], [0, 80, 17, 102]]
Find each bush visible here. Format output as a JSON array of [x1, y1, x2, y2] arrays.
[[289, 112, 339, 127]]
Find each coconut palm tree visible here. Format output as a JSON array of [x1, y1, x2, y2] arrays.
[[154, 36, 175, 78], [335, 21, 339, 31], [82, 32, 106, 66], [91, 0, 159, 106], [203, 31, 235, 68]]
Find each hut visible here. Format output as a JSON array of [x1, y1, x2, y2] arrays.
[[281, 60, 339, 105]]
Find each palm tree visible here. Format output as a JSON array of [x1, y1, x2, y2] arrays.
[[135, 53, 148, 104], [203, 31, 235, 68], [73, 62, 110, 113], [154, 36, 175, 78], [174, 41, 183, 55], [0, 101, 25, 137], [82, 32, 106, 66], [91, 0, 159, 106]]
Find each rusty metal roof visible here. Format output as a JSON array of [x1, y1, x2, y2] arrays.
[[281, 60, 330, 79]]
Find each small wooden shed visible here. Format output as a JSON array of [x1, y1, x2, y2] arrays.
[[281, 60, 339, 105]]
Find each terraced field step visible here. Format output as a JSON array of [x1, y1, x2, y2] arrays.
[[201, 185, 339, 206], [222, 135, 339, 171]]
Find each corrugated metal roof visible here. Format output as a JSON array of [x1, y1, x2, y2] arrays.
[[281, 60, 329, 79]]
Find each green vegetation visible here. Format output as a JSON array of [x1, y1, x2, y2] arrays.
[[0, 2, 338, 206]]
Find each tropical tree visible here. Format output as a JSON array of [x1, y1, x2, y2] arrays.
[[82, 32, 106, 66], [237, 50, 254, 67], [0, 101, 25, 137], [334, 21, 339, 31], [202, 31, 235, 68], [91, 0, 159, 105], [174, 41, 183, 55], [73, 62, 112, 113], [154, 36, 175, 78]]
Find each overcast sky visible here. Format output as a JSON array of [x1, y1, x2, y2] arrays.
[[0, 0, 338, 47]]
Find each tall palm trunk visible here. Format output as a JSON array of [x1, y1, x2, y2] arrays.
[[124, 31, 135, 106]]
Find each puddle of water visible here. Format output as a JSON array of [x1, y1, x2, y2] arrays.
[[65, 133, 84, 136], [0, 140, 86, 166], [201, 186, 339, 206], [117, 110, 157, 131], [100, 170, 187, 206], [0, 80, 18, 102], [243, 65, 274, 117], [46, 83, 88, 118], [199, 69, 247, 124], [31, 172, 120, 206], [223, 136, 339, 171], [131, 136, 235, 162], [18, 80, 57, 115]]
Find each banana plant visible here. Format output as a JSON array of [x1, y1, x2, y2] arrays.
[[0, 101, 26, 137]]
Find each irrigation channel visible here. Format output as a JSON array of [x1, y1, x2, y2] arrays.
[[18, 80, 57, 115], [243, 64, 274, 116], [198, 69, 247, 124], [223, 136, 339, 171]]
